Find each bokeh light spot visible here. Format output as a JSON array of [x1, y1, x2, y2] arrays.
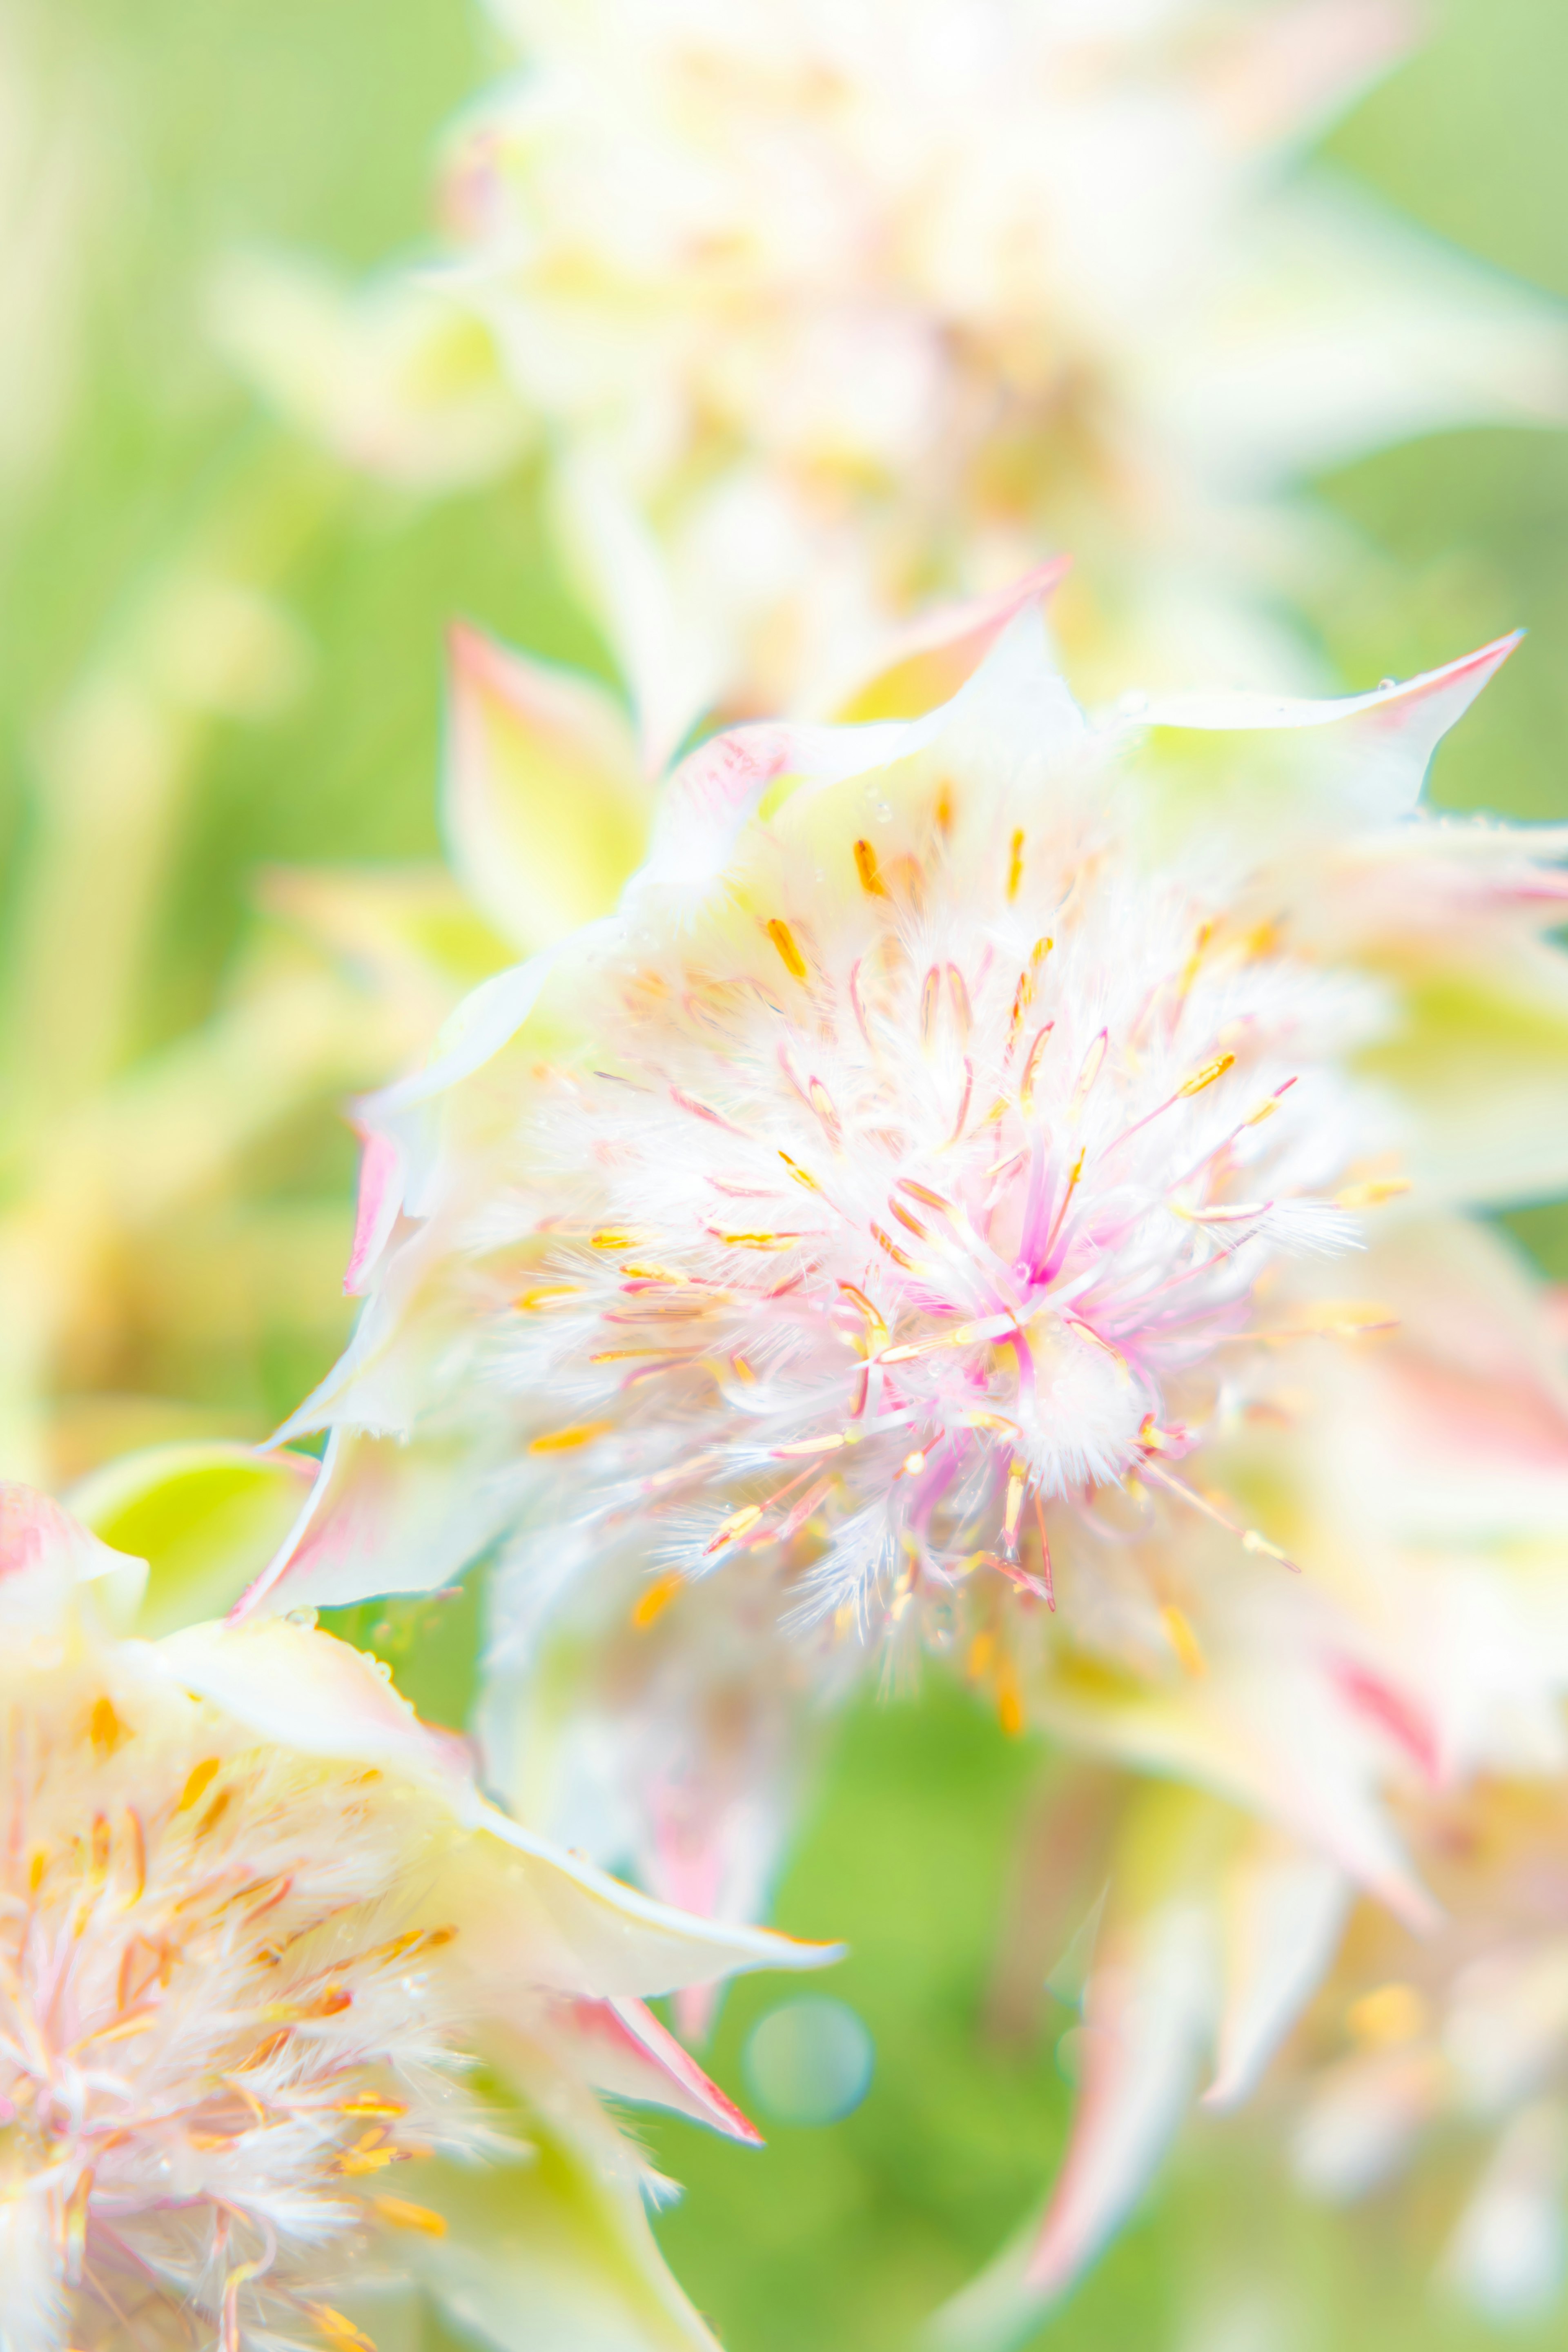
[[742, 1996, 875, 2125]]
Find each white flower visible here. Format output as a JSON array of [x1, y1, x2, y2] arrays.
[[237, 604, 1568, 1960], [0, 1482, 831, 2352], [222, 0, 1568, 752]]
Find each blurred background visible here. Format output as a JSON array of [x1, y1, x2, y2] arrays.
[[2, 1, 1565, 2345]]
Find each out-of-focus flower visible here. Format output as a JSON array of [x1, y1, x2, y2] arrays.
[[1283, 1777, 1568, 2326], [0, 1479, 831, 2352], [933, 1211, 1568, 2340], [222, 0, 1568, 755], [238, 601, 1568, 1957]]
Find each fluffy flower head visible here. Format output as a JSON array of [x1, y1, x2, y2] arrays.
[[0, 1484, 826, 2352], [262, 606, 1568, 1707]]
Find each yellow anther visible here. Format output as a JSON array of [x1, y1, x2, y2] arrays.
[[838, 1283, 890, 1350], [89, 1698, 128, 1757], [853, 837, 887, 896], [872, 1223, 917, 1271], [514, 1285, 581, 1311], [632, 1571, 685, 1629], [1159, 1604, 1207, 1677], [590, 1227, 659, 1250], [1334, 1177, 1412, 1209], [1177, 1051, 1235, 1098], [766, 917, 808, 981], [779, 1150, 823, 1192], [1007, 829, 1025, 902], [305, 2307, 379, 2352], [716, 1230, 799, 1251], [705, 1503, 766, 1555], [373, 2197, 447, 2237], [528, 1421, 613, 1454], [178, 1758, 222, 1813]]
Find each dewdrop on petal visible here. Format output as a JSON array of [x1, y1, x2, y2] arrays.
[[252, 598, 1568, 1753], [0, 1483, 832, 2352]]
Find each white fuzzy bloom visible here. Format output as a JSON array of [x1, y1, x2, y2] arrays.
[[248, 608, 1568, 1922], [0, 1484, 829, 2352]]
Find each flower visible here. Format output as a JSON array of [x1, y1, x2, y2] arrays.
[[1283, 1775, 1568, 2325], [241, 599, 1568, 1951], [0, 1481, 831, 2352], [222, 0, 1568, 755], [931, 1210, 1568, 2338]]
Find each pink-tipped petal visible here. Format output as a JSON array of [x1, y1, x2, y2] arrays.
[[344, 1126, 405, 1294], [1024, 1900, 1218, 2297], [443, 621, 650, 954], [232, 1428, 513, 1621], [835, 559, 1071, 723], [1144, 633, 1522, 826], [559, 1996, 764, 2143], [0, 1484, 147, 1630]]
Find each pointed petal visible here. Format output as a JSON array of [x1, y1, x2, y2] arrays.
[[929, 1895, 1218, 2350], [233, 1428, 517, 1620], [1358, 935, 1568, 1205], [344, 1127, 404, 1294], [150, 1613, 472, 1784], [443, 623, 650, 954], [65, 1440, 318, 1638], [1204, 1844, 1350, 2109], [553, 1996, 764, 2143], [403, 2104, 722, 2352], [1027, 1898, 1217, 2295], [450, 1793, 842, 2001], [552, 452, 722, 773], [1141, 634, 1521, 829], [0, 1484, 149, 1631], [638, 710, 931, 909], [351, 930, 595, 1223], [834, 560, 1071, 724]]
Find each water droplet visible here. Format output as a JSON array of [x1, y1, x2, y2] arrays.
[[1378, 677, 1397, 692], [874, 800, 892, 823]]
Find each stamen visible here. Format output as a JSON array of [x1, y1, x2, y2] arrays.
[[853, 838, 887, 896], [766, 918, 809, 982], [1177, 1051, 1235, 1098], [529, 1421, 614, 1453], [1069, 1028, 1108, 1118], [632, 1571, 685, 1628], [1007, 829, 1025, 901], [1020, 1022, 1054, 1116]]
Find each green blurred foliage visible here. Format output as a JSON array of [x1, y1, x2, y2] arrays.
[[5, 0, 1567, 2345]]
